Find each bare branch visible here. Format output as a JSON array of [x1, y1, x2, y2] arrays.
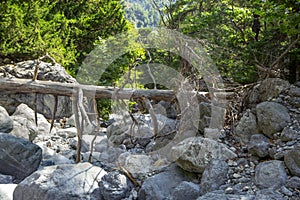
[[152, 0, 167, 27], [145, 49, 156, 89], [34, 93, 38, 126], [49, 95, 58, 133], [143, 97, 158, 140], [88, 98, 100, 163]]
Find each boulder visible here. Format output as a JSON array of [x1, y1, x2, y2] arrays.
[[286, 176, 300, 189], [0, 60, 75, 118], [98, 171, 133, 200], [256, 102, 290, 138], [234, 110, 259, 143], [284, 145, 300, 177], [0, 133, 42, 182], [10, 104, 53, 141], [138, 165, 187, 199], [0, 106, 13, 133], [13, 163, 107, 200], [97, 146, 126, 169], [280, 127, 299, 142], [248, 134, 270, 158], [248, 78, 290, 105], [171, 137, 236, 173], [118, 154, 153, 179], [200, 159, 229, 194], [169, 181, 201, 200], [287, 85, 300, 108], [255, 160, 287, 189]]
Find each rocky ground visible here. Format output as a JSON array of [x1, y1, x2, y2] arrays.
[[0, 61, 300, 200]]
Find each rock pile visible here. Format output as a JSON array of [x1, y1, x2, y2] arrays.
[[0, 61, 299, 200]]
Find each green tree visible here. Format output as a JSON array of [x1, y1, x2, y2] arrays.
[[153, 0, 300, 84], [0, 0, 130, 76]]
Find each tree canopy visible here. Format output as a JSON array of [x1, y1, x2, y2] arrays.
[[0, 0, 129, 75], [0, 0, 299, 85], [154, 0, 300, 83]]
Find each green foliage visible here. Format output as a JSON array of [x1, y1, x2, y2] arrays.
[[158, 0, 300, 84], [0, 0, 130, 75]]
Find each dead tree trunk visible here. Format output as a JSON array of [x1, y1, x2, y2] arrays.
[[0, 78, 176, 101]]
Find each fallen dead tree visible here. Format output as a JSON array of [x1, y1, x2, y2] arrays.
[[0, 78, 176, 101]]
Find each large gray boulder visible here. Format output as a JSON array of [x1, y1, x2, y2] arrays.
[[235, 110, 259, 143], [286, 176, 300, 189], [118, 154, 153, 179], [0, 106, 13, 133], [255, 160, 287, 189], [169, 181, 201, 200], [171, 137, 236, 173], [256, 102, 290, 138], [200, 159, 229, 194], [0, 60, 75, 118], [248, 78, 290, 105], [13, 163, 107, 200], [284, 145, 300, 177], [0, 133, 42, 182], [248, 134, 270, 158], [138, 165, 187, 200], [10, 104, 53, 141]]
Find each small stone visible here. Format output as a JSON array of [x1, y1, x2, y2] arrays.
[[286, 141, 296, 146], [228, 160, 237, 167], [232, 173, 241, 179], [242, 186, 250, 191], [225, 187, 233, 194], [229, 147, 236, 152], [280, 186, 293, 196]]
